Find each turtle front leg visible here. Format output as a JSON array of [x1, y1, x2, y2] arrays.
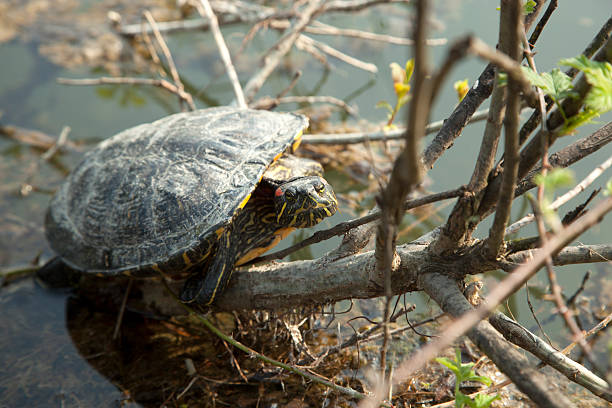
[[180, 227, 237, 306]]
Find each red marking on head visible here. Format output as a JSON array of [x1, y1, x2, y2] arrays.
[[275, 187, 284, 197]]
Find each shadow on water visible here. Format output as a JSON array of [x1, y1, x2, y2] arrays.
[[0, 278, 130, 407], [2, 275, 272, 407]]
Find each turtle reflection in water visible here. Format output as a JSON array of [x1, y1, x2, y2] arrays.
[[41, 107, 338, 306]]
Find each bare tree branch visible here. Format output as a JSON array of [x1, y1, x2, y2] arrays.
[[483, 0, 524, 258], [196, 0, 246, 108], [303, 109, 490, 144], [419, 273, 576, 408], [506, 243, 612, 267], [507, 154, 612, 235], [56, 77, 195, 109], [373, 0, 432, 385], [489, 312, 612, 402], [390, 195, 612, 382], [475, 35, 612, 226], [243, 0, 325, 102]]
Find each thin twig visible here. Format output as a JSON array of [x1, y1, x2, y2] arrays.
[[489, 312, 612, 402], [113, 279, 133, 340], [243, 0, 325, 102], [117, 0, 412, 37], [307, 20, 447, 45], [246, 187, 464, 265], [296, 35, 378, 73], [566, 270, 591, 307], [373, 0, 431, 396], [527, 194, 597, 368], [467, 36, 538, 108], [57, 77, 195, 108], [391, 196, 612, 383], [196, 0, 247, 108], [20, 126, 71, 196], [555, 311, 612, 361], [276, 70, 302, 99], [161, 281, 375, 403], [483, 0, 523, 259], [303, 109, 490, 144], [251, 95, 358, 116], [506, 155, 612, 235], [143, 11, 194, 111], [40, 126, 70, 161]]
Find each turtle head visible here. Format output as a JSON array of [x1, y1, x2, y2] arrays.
[[273, 176, 337, 228]]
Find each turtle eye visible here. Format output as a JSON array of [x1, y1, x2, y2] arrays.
[[314, 182, 325, 194], [285, 189, 295, 199]]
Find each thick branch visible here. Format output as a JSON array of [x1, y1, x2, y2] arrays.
[[506, 243, 612, 268], [214, 243, 424, 310], [483, 0, 523, 258], [193, 239, 612, 311]]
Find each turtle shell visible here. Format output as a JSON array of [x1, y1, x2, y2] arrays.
[[45, 107, 308, 276]]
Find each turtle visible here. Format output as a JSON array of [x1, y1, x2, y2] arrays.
[[42, 107, 337, 306]]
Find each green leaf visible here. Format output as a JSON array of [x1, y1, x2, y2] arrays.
[[584, 75, 612, 112], [549, 69, 579, 100], [604, 178, 612, 196], [534, 168, 575, 191], [521, 67, 576, 102], [455, 391, 472, 408], [561, 108, 600, 134], [471, 393, 501, 408], [560, 55, 612, 113], [435, 356, 461, 376], [560, 55, 594, 73], [468, 375, 493, 386], [405, 59, 415, 83], [523, 0, 536, 14], [375, 100, 393, 113]]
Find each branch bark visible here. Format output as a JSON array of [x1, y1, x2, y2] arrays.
[[489, 312, 612, 402], [388, 196, 612, 383]]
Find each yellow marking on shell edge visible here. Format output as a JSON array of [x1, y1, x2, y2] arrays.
[[291, 131, 303, 152], [236, 227, 296, 265], [152, 264, 162, 273], [238, 193, 252, 210], [182, 252, 192, 268], [215, 227, 225, 237]]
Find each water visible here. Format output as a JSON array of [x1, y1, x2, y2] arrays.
[[1, 0, 611, 406]]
